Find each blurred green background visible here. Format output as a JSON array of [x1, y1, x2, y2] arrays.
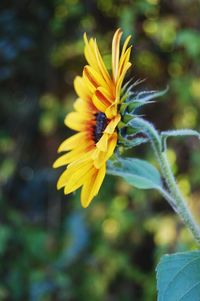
[[0, 0, 200, 300]]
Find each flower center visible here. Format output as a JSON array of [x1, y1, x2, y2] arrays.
[[93, 112, 108, 143]]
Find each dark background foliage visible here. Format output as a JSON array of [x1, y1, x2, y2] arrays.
[[0, 0, 200, 300]]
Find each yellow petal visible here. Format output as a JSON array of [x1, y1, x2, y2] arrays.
[[64, 161, 94, 194], [93, 39, 112, 85], [104, 114, 121, 134], [74, 98, 89, 113], [96, 88, 112, 105], [105, 103, 118, 119], [53, 152, 74, 168], [80, 168, 96, 207], [67, 149, 94, 169], [63, 175, 84, 193], [57, 157, 93, 191], [90, 164, 106, 197], [81, 164, 106, 208], [64, 112, 92, 131], [96, 133, 109, 152], [82, 70, 96, 94], [105, 133, 117, 161], [92, 90, 108, 112], [121, 35, 131, 57], [84, 65, 108, 90], [53, 143, 94, 168], [116, 62, 132, 98], [92, 133, 117, 169], [84, 34, 112, 88], [119, 47, 132, 77], [84, 34, 100, 73], [112, 29, 122, 82], [97, 86, 114, 103], [58, 132, 86, 153], [57, 168, 68, 189], [74, 76, 91, 101], [93, 149, 107, 169]]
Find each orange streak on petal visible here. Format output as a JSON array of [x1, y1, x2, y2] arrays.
[[119, 47, 132, 77], [116, 62, 132, 99], [92, 93, 107, 112], [112, 28, 123, 82], [84, 33, 112, 90], [97, 86, 114, 103], [83, 66, 98, 88], [96, 88, 111, 105], [93, 39, 112, 85]]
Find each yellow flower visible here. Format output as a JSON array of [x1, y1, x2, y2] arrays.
[[53, 29, 132, 208]]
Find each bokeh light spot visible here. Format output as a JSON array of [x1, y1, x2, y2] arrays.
[[113, 196, 128, 211], [177, 176, 191, 197], [146, 0, 159, 4], [174, 106, 197, 128], [190, 78, 200, 99], [155, 217, 177, 245], [166, 148, 176, 166], [168, 62, 183, 77], [143, 19, 158, 35], [102, 218, 120, 239]]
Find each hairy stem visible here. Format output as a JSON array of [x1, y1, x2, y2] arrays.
[[131, 118, 200, 244], [157, 150, 200, 245]]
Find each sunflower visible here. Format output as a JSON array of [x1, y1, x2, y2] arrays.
[[53, 29, 132, 208]]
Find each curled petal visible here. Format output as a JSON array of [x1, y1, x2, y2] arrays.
[[81, 164, 106, 208], [112, 28, 123, 82]]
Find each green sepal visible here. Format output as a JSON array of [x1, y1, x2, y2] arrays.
[[117, 121, 127, 129], [120, 86, 168, 121]]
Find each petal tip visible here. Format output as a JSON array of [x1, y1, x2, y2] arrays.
[[57, 182, 62, 190], [81, 202, 89, 209], [81, 197, 92, 208], [53, 160, 58, 169]]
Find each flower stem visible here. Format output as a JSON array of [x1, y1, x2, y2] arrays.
[[156, 146, 200, 245], [131, 117, 200, 244]]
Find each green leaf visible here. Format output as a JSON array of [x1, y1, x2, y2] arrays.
[[107, 157, 163, 190], [156, 251, 200, 301]]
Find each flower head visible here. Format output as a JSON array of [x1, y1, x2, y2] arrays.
[[53, 29, 132, 207]]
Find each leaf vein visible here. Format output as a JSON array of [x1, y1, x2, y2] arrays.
[[163, 256, 200, 300]]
